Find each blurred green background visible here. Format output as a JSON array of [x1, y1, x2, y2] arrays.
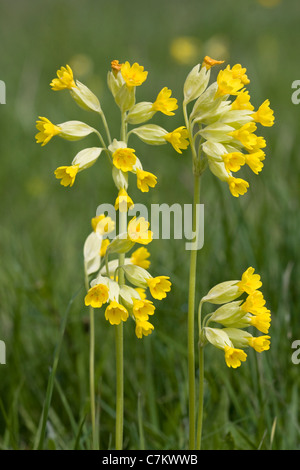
[[0, 0, 300, 450]]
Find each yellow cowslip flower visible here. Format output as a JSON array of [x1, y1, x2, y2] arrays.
[[135, 287, 147, 300], [252, 99, 275, 127], [230, 64, 250, 85], [136, 169, 157, 192], [238, 267, 262, 295], [35, 117, 61, 146], [54, 165, 79, 187], [222, 152, 245, 173], [229, 122, 258, 151], [135, 319, 154, 338], [121, 61, 148, 87], [91, 214, 115, 236], [100, 239, 110, 257], [105, 301, 129, 325], [130, 247, 151, 269], [250, 311, 271, 334], [114, 188, 134, 212], [112, 147, 137, 172], [163, 126, 189, 154], [224, 345, 247, 368], [128, 217, 153, 245], [244, 150, 265, 174], [231, 89, 254, 111], [248, 335, 271, 352], [50, 64, 76, 90], [241, 290, 266, 315], [132, 299, 155, 321], [84, 283, 109, 308], [147, 276, 171, 300], [152, 87, 178, 116], [215, 68, 244, 98], [202, 56, 225, 70], [227, 176, 249, 197]]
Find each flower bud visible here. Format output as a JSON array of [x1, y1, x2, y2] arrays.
[[70, 80, 101, 113], [203, 327, 233, 350], [122, 264, 152, 288], [72, 147, 102, 170], [201, 280, 242, 304], [130, 124, 167, 145], [183, 64, 210, 104], [127, 102, 156, 124], [58, 121, 96, 141], [209, 300, 245, 325], [83, 231, 102, 275], [114, 83, 135, 112]]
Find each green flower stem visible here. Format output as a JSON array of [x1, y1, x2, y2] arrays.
[[187, 172, 201, 450], [99, 109, 112, 145], [84, 266, 98, 450], [196, 300, 204, 450]]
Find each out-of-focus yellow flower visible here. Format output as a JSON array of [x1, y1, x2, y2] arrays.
[[147, 276, 171, 300], [84, 283, 109, 308], [238, 267, 262, 295], [152, 87, 178, 116], [121, 61, 148, 87], [50, 65, 77, 90], [112, 147, 137, 172], [136, 169, 157, 192], [128, 217, 153, 245], [135, 319, 154, 338], [35, 117, 61, 146], [170, 36, 201, 65], [222, 152, 245, 173], [114, 188, 134, 212], [163, 126, 189, 154], [130, 247, 151, 269], [224, 346, 247, 368], [252, 99, 275, 127], [105, 301, 129, 325], [54, 165, 79, 187], [227, 176, 249, 197]]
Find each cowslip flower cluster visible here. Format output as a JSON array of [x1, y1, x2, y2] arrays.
[[181, 56, 275, 197], [199, 267, 271, 368], [83, 211, 172, 337], [36, 60, 175, 338]]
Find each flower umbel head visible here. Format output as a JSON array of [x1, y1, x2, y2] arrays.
[[50, 65, 76, 91], [121, 61, 148, 87], [54, 165, 79, 187], [163, 126, 189, 154], [35, 117, 61, 146]]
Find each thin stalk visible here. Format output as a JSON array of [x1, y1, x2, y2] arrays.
[[187, 173, 201, 450], [84, 267, 98, 450], [114, 112, 128, 450], [196, 301, 204, 450], [99, 109, 112, 145], [183, 101, 202, 450]]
